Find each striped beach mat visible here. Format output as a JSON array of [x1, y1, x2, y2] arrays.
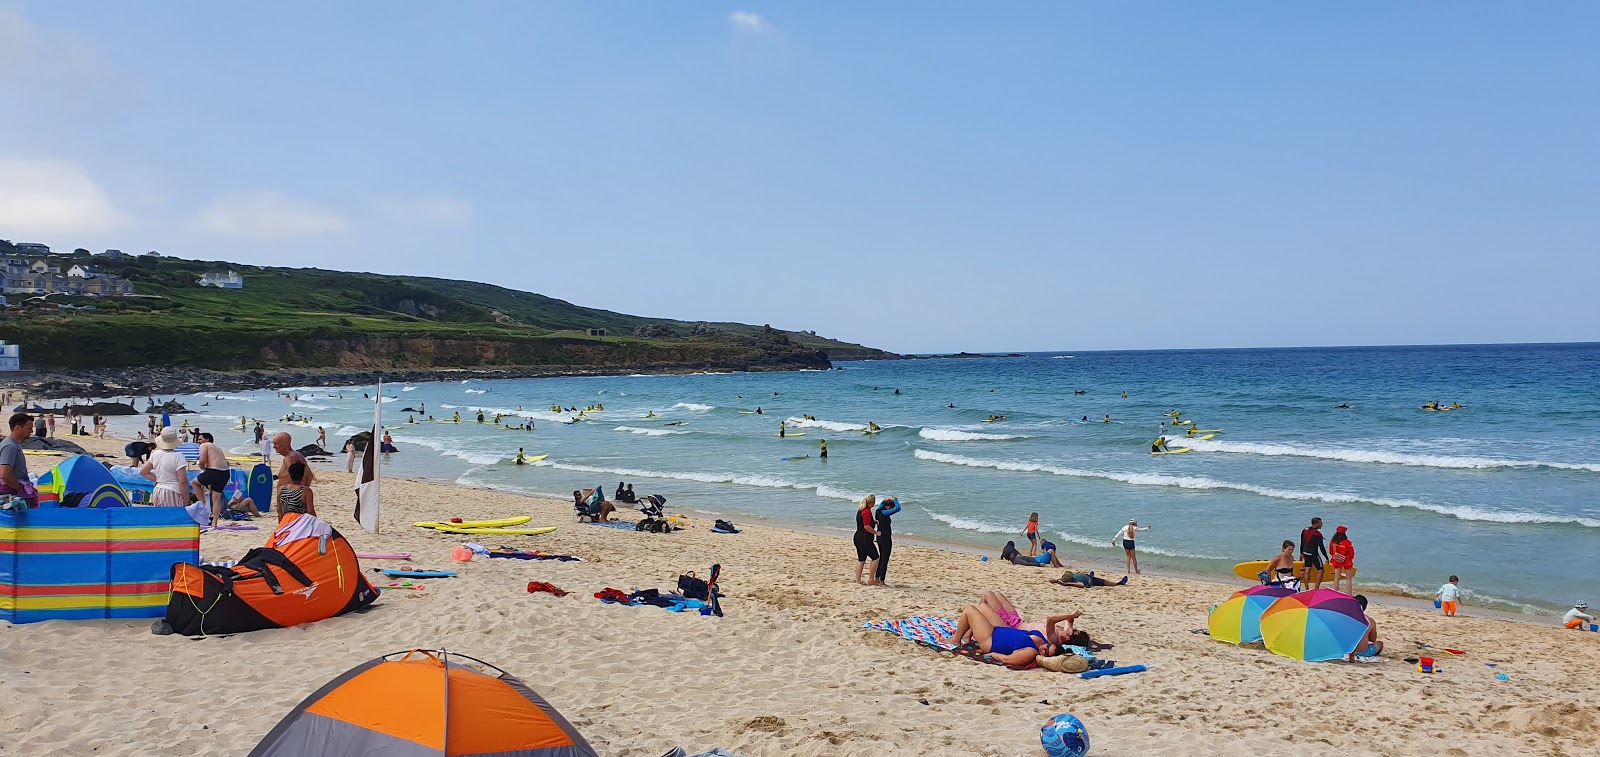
[[863, 616, 958, 650]]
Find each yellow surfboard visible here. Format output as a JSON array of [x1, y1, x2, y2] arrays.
[[1232, 560, 1355, 583], [413, 515, 533, 530], [430, 526, 559, 536]]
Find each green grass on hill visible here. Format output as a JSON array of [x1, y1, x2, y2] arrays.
[[0, 250, 890, 369]]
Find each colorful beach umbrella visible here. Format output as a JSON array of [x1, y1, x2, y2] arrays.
[[1208, 585, 1296, 644], [1260, 589, 1369, 662]]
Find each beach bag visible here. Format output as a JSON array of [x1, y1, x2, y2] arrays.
[[677, 572, 709, 600], [0, 478, 38, 501]]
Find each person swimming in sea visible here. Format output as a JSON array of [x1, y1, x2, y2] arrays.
[[1103, 415, 1111, 423], [947, 403, 956, 408], [515, 448, 527, 465], [1334, 404, 1352, 409], [756, 407, 764, 415], [1152, 436, 1169, 453]]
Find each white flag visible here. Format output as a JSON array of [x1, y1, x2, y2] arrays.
[[355, 379, 382, 533]]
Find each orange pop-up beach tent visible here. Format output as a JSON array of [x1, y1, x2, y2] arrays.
[[249, 649, 598, 757]]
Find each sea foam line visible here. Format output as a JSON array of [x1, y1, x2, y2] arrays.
[[919, 507, 1225, 559], [538, 460, 866, 502], [1183, 438, 1600, 473], [912, 449, 1600, 528], [613, 426, 688, 436], [786, 417, 868, 432], [390, 434, 506, 465], [918, 427, 1028, 442], [672, 403, 714, 412]]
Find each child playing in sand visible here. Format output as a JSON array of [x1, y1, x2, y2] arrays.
[[1024, 512, 1040, 557], [1563, 601, 1594, 630], [1435, 576, 1462, 617]]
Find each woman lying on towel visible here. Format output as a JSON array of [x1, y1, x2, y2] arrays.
[[977, 591, 1091, 647], [938, 605, 1063, 666], [1000, 540, 1064, 568]]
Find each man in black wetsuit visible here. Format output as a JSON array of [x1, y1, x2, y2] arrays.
[[1299, 517, 1329, 590]]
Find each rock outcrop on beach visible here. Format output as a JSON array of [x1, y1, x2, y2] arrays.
[[20, 437, 92, 456], [142, 400, 194, 415], [51, 402, 140, 417]]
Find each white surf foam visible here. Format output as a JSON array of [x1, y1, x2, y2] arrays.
[[919, 507, 1225, 559], [913, 449, 1600, 528], [613, 426, 688, 436], [390, 434, 506, 465], [402, 386, 417, 392], [787, 417, 868, 432], [291, 402, 329, 410], [541, 460, 865, 501], [918, 427, 1028, 441], [464, 389, 486, 394], [1183, 438, 1600, 473], [672, 403, 714, 412]]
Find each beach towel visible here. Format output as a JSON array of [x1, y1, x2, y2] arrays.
[[527, 581, 570, 597], [864, 616, 1041, 670], [488, 548, 583, 561], [864, 616, 959, 650], [585, 520, 639, 531]]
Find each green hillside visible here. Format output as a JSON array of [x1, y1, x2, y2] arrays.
[[0, 246, 892, 370]]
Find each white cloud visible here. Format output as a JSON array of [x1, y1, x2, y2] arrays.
[[0, 157, 129, 236], [191, 190, 349, 239], [728, 11, 770, 33], [375, 194, 474, 225]]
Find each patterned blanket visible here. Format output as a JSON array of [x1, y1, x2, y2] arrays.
[[863, 615, 959, 650], [864, 615, 1044, 671]]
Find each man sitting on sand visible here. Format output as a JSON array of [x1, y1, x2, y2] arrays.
[[1050, 571, 1129, 588], [1348, 595, 1383, 660]]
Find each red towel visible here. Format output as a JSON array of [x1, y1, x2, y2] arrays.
[[527, 581, 569, 597]]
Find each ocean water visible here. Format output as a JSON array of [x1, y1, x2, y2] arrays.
[[127, 343, 1600, 614]]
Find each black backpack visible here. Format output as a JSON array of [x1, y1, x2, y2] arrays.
[[676, 572, 709, 600]]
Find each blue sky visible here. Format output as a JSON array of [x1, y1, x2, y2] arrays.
[[1, 2, 1595, 353]]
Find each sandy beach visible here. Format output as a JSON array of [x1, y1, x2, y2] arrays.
[[2, 432, 1596, 756]]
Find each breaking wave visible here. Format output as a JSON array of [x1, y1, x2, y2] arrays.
[[913, 450, 1600, 528]]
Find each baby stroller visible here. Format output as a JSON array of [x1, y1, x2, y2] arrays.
[[636, 494, 671, 533]]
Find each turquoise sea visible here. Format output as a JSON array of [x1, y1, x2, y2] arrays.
[[126, 342, 1600, 615]]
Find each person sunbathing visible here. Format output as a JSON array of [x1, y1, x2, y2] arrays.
[[1000, 540, 1064, 567], [938, 605, 1059, 666], [977, 591, 1088, 647], [1050, 570, 1129, 588]]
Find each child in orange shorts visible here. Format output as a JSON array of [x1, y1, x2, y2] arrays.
[[1434, 575, 1461, 617]]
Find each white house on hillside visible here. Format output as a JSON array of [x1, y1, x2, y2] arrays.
[[197, 270, 244, 289], [67, 264, 95, 278], [0, 341, 19, 371]]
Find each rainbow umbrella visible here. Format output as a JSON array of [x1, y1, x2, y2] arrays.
[[1208, 586, 1296, 644], [1260, 589, 1369, 662]]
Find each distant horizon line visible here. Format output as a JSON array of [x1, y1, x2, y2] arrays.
[[888, 340, 1600, 357]]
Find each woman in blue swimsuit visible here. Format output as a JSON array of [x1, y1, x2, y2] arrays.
[[940, 605, 1059, 666]]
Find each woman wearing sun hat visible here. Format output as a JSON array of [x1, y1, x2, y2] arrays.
[[141, 426, 197, 511]]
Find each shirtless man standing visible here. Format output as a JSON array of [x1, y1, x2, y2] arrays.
[[271, 432, 314, 517], [193, 432, 232, 528]]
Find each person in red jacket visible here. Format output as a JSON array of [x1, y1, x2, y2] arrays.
[[1328, 526, 1356, 595]]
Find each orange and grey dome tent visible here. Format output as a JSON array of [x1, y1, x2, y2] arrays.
[[249, 649, 598, 757]]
